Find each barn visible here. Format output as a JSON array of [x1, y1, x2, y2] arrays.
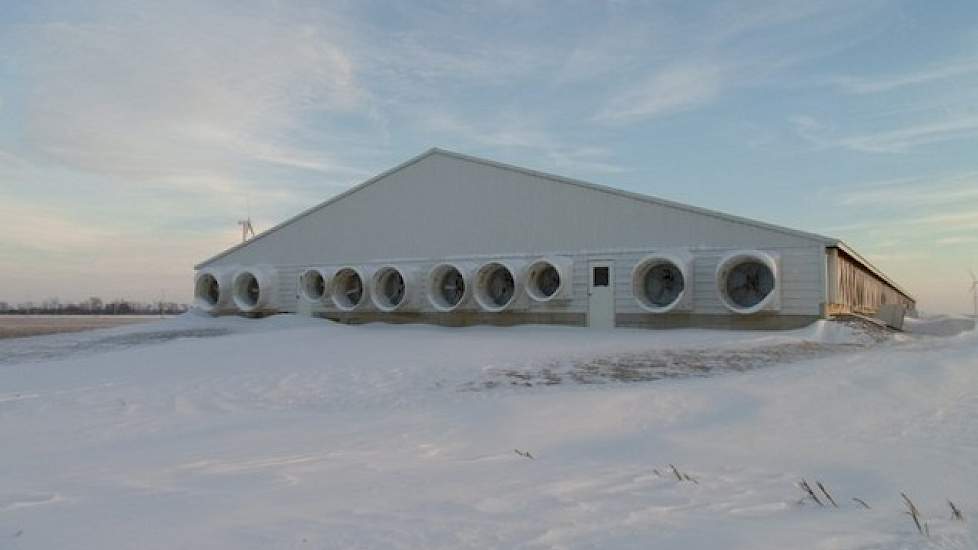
[[193, 148, 915, 329]]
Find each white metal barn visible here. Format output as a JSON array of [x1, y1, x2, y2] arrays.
[[194, 149, 915, 329]]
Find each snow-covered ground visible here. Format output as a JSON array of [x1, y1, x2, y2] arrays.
[[1, 313, 976, 549]]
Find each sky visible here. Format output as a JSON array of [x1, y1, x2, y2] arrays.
[[0, 0, 976, 313]]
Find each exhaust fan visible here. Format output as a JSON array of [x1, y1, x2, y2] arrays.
[[193, 268, 234, 314], [716, 251, 780, 314], [299, 268, 332, 304], [474, 260, 525, 312], [525, 257, 573, 302], [331, 266, 368, 311], [632, 253, 693, 313], [371, 266, 418, 312], [427, 262, 472, 312], [231, 266, 278, 314]]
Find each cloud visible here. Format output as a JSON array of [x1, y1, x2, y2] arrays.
[[422, 111, 624, 175], [824, 209, 978, 232], [594, 63, 725, 124], [839, 116, 978, 153], [791, 113, 978, 153], [13, 3, 362, 183], [838, 172, 978, 207], [936, 236, 978, 246], [829, 58, 978, 94], [590, 0, 889, 125]]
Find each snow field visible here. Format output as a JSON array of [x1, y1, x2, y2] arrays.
[[0, 313, 976, 549]]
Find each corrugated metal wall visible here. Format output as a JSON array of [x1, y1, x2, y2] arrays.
[[199, 150, 842, 328], [262, 244, 825, 324], [202, 152, 827, 269]]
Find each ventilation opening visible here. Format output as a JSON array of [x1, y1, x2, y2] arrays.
[[475, 262, 517, 311], [331, 268, 364, 311], [300, 269, 326, 302], [195, 273, 221, 307], [634, 260, 685, 312], [428, 264, 466, 311], [716, 252, 778, 314], [233, 271, 261, 310], [526, 261, 560, 301], [725, 261, 774, 308], [372, 267, 407, 311]]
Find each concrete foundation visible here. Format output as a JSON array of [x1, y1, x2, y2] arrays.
[[317, 311, 820, 330]]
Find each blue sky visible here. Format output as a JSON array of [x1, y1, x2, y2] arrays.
[[1, 0, 976, 313]]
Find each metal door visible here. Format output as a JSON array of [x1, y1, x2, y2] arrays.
[[588, 260, 615, 328]]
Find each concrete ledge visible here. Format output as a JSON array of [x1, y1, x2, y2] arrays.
[[616, 313, 820, 330], [321, 311, 586, 327], [309, 310, 819, 330]]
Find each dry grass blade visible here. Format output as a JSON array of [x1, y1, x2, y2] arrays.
[[799, 479, 823, 506], [513, 449, 534, 460], [816, 481, 838, 508], [669, 464, 683, 481], [948, 500, 964, 521], [852, 497, 871, 509], [901, 492, 925, 536]]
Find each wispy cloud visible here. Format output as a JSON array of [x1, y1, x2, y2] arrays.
[[839, 172, 978, 206], [423, 111, 624, 175], [936, 235, 978, 246], [839, 116, 978, 153], [13, 3, 362, 183], [829, 58, 978, 94], [589, 0, 889, 125], [791, 113, 978, 153], [594, 63, 725, 124]]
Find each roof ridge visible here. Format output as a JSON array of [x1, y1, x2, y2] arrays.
[[196, 147, 835, 269], [427, 147, 837, 246]]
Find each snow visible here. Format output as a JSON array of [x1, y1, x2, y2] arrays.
[[1, 314, 976, 549]]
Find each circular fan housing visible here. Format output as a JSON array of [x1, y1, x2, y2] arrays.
[[194, 271, 227, 313], [371, 266, 410, 312], [231, 267, 277, 313], [632, 255, 687, 313], [474, 261, 522, 312], [427, 263, 469, 312], [716, 252, 779, 314], [525, 257, 571, 302], [299, 269, 329, 303], [331, 267, 367, 311]]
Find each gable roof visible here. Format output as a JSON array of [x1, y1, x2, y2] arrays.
[[196, 147, 839, 270]]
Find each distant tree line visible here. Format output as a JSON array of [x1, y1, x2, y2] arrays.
[[0, 297, 190, 316]]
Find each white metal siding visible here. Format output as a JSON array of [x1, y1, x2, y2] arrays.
[[267, 244, 825, 317], [205, 153, 825, 270]]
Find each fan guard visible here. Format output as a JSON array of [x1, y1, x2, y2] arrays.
[[487, 269, 514, 306], [716, 251, 779, 314], [632, 254, 691, 313], [525, 257, 573, 302], [643, 263, 684, 307], [474, 261, 523, 312], [427, 263, 470, 311], [371, 266, 410, 311], [331, 267, 365, 311], [231, 267, 278, 313], [198, 274, 220, 306], [194, 268, 234, 313], [725, 261, 774, 308], [299, 269, 327, 303]]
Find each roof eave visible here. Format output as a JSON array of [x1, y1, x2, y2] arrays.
[[830, 241, 916, 302]]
